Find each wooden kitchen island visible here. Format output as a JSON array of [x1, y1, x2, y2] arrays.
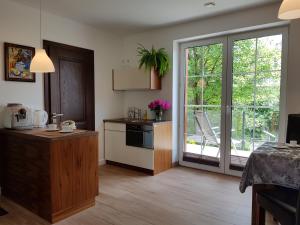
[[0, 129, 99, 223]]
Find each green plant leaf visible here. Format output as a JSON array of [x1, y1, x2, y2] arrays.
[[137, 44, 170, 77]]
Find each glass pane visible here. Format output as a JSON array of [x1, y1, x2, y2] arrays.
[[256, 72, 281, 107], [230, 34, 283, 168], [186, 76, 222, 105], [233, 38, 256, 74], [184, 43, 223, 165], [232, 74, 254, 106], [204, 44, 223, 76], [187, 47, 204, 77], [257, 35, 282, 72], [231, 107, 254, 166]]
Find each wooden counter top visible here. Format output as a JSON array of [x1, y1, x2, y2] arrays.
[[0, 128, 98, 142]]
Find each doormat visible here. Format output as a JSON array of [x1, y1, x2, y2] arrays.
[[0, 207, 8, 216]]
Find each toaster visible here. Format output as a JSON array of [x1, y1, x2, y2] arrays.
[[3, 103, 34, 130]]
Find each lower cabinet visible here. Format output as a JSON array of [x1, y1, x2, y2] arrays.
[[0, 129, 98, 223], [105, 129, 126, 164], [104, 123, 154, 170], [104, 121, 172, 174], [124, 146, 154, 170]]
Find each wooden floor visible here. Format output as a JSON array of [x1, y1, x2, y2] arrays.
[[0, 165, 276, 225]]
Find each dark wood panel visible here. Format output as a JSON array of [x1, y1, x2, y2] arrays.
[[0, 129, 98, 223], [0, 134, 52, 220], [50, 140, 74, 213], [60, 59, 86, 123], [73, 135, 99, 204], [44, 40, 95, 130]]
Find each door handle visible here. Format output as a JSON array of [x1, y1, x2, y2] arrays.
[[226, 105, 232, 114]]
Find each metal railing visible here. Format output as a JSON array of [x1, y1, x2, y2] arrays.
[[186, 104, 279, 151]]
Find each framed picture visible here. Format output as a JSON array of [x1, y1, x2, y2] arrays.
[[4, 42, 35, 82]]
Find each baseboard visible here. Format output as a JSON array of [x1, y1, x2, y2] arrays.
[[98, 159, 106, 166], [106, 160, 154, 175]]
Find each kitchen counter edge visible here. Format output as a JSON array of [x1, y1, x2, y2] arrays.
[[103, 118, 172, 126]]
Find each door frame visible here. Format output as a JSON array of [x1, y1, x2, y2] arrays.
[[179, 36, 228, 174], [43, 40, 95, 130], [178, 26, 289, 176]]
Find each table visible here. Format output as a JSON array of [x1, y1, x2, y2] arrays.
[[240, 142, 300, 225]]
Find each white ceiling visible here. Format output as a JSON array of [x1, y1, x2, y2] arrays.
[[11, 0, 279, 34]]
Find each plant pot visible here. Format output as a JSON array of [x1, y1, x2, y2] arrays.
[[150, 68, 161, 90]]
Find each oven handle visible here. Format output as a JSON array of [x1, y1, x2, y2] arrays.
[[126, 130, 143, 133], [127, 130, 153, 133]]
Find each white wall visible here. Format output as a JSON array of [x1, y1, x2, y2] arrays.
[[121, 3, 300, 162], [0, 0, 124, 164]]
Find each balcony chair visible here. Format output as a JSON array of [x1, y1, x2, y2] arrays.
[[194, 111, 241, 163]]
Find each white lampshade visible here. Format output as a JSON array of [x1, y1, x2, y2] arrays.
[[278, 0, 300, 20], [30, 48, 55, 73]]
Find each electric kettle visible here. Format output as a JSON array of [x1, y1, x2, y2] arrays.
[[34, 110, 48, 128], [3, 103, 34, 130]]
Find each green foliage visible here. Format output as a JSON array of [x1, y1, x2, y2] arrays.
[[186, 35, 282, 151], [137, 44, 170, 77]]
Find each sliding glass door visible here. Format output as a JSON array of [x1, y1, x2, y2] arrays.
[[180, 27, 288, 175]]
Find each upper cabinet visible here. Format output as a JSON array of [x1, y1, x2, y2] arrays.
[[112, 67, 161, 91]]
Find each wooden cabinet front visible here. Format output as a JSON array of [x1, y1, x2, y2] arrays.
[[0, 129, 98, 223], [112, 67, 161, 91]]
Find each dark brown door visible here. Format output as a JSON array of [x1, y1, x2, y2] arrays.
[[44, 40, 95, 130]]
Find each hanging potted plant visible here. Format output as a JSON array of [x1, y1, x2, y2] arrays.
[[137, 44, 170, 89]]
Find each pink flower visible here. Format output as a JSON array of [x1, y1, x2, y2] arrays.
[[148, 99, 171, 111], [162, 102, 171, 110]]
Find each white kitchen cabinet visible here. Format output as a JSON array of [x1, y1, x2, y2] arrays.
[[104, 122, 154, 170], [104, 121, 172, 175], [104, 123, 126, 163], [112, 67, 161, 91], [124, 146, 154, 170]]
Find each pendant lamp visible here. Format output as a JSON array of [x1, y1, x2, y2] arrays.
[[278, 0, 300, 20], [30, 0, 55, 73]]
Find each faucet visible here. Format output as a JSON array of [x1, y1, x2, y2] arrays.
[[51, 113, 64, 125]]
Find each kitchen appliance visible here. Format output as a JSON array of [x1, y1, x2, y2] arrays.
[[33, 109, 48, 128], [61, 120, 76, 130], [3, 103, 34, 130], [126, 124, 154, 149], [60, 120, 76, 133]]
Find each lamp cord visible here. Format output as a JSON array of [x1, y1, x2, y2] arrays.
[[40, 0, 42, 47]]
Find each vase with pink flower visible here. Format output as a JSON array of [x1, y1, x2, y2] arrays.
[[148, 99, 171, 121]]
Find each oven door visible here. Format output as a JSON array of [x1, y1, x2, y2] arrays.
[[126, 124, 143, 148]]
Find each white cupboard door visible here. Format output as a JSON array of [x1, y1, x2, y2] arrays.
[[105, 130, 125, 163], [113, 68, 150, 90], [124, 146, 154, 170]]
